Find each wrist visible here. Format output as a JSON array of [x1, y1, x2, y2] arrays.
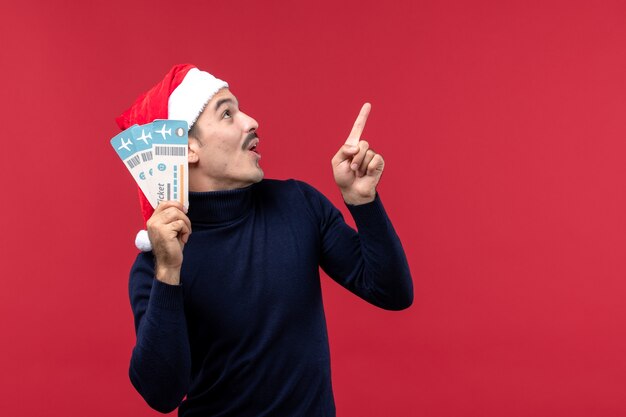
[[155, 265, 181, 285], [341, 190, 376, 206]]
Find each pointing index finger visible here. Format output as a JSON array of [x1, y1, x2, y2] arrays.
[[345, 103, 371, 146]]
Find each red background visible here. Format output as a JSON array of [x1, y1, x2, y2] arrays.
[[2, 0, 626, 415]]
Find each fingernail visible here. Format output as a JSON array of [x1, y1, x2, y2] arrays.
[[351, 163, 358, 170]]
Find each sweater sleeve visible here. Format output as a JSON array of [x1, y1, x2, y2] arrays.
[[296, 181, 413, 310], [128, 253, 191, 413]]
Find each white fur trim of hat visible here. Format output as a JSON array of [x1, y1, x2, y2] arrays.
[[168, 67, 229, 130]]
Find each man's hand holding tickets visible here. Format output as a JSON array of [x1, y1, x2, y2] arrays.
[[147, 200, 191, 285], [332, 103, 385, 205]]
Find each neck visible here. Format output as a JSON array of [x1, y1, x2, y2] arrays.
[[188, 173, 253, 193]]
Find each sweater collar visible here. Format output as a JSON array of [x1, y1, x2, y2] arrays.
[[187, 185, 253, 225]]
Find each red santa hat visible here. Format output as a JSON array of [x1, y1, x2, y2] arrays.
[[116, 63, 228, 251]]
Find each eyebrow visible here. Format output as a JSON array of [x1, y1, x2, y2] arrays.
[[214, 98, 238, 112]]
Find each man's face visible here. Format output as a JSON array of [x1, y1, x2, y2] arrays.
[[188, 88, 263, 191]]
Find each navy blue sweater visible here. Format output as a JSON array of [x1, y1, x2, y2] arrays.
[[129, 179, 413, 416]]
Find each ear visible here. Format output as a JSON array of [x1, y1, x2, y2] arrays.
[[188, 138, 200, 164]]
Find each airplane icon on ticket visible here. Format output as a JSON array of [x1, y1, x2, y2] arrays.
[[136, 129, 152, 145], [118, 137, 133, 152], [155, 124, 172, 140]]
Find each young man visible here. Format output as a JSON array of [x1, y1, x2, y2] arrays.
[[117, 64, 413, 416]]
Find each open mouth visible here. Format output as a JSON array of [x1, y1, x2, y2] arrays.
[[247, 139, 260, 155]]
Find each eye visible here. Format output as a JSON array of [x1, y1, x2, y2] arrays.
[[222, 109, 232, 119]]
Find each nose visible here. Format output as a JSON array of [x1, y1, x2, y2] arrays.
[[241, 111, 259, 133]]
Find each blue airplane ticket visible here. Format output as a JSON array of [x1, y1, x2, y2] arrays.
[[111, 120, 189, 211], [129, 124, 157, 207], [110, 125, 155, 207], [150, 120, 189, 210]]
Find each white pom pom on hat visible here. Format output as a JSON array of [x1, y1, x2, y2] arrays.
[[135, 230, 152, 252], [116, 64, 228, 251]]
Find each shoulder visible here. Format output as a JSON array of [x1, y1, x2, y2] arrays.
[[131, 251, 154, 275], [128, 252, 156, 306]]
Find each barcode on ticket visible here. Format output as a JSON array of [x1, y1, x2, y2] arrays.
[[140, 151, 153, 162], [126, 155, 141, 169], [154, 146, 187, 157]]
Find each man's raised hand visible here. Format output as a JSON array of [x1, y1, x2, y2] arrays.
[[146, 201, 192, 285], [332, 103, 385, 205]]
